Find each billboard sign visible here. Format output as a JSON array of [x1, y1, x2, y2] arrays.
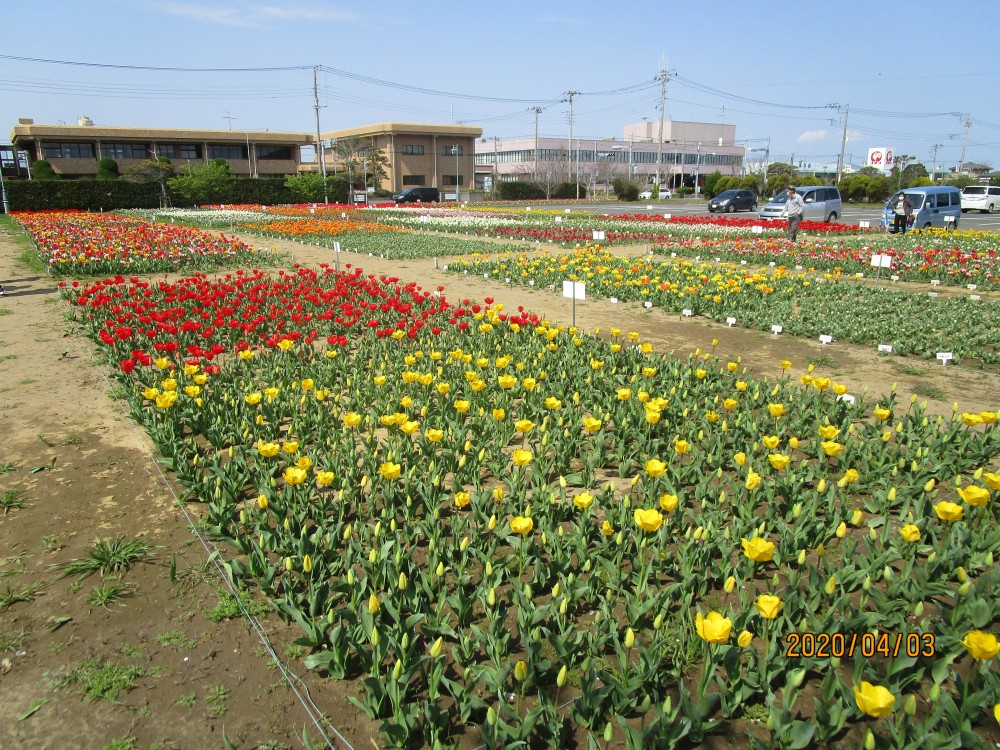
[[867, 147, 895, 171]]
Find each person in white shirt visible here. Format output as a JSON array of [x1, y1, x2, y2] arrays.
[[781, 186, 806, 241]]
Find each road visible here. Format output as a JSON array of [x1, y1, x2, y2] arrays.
[[546, 199, 1000, 231]]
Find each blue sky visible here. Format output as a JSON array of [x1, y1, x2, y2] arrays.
[[4, 1, 1000, 171]]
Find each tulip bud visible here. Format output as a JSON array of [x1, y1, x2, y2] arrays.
[[869, 527, 877, 542], [956, 567, 967, 582], [284, 556, 293, 572], [929, 683, 940, 702], [862, 575, 871, 591], [302, 554, 313, 573], [369, 548, 378, 564], [797, 549, 807, 565], [514, 660, 528, 682], [883, 565, 893, 581], [830, 656, 840, 669], [557, 664, 568, 687], [487, 706, 498, 726], [430, 636, 444, 658], [914, 601, 924, 617], [959, 580, 972, 596], [864, 730, 875, 750], [904, 694, 917, 716], [824, 576, 836, 595], [398, 572, 407, 591], [347, 569, 355, 586], [371, 627, 380, 646], [485, 560, 494, 577], [559, 598, 568, 615], [772, 573, 780, 588], [817, 478, 826, 493], [436, 561, 445, 578], [488, 515, 497, 531], [624, 628, 635, 649], [788, 668, 806, 689], [392, 658, 402, 682], [488, 588, 496, 607], [603, 722, 614, 743], [836, 522, 847, 539], [792, 502, 802, 519], [724, 576, 736, 594], [551, 582, 561, 599]]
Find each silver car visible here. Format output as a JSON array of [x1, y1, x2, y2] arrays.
[[759, 186, 842, 222]]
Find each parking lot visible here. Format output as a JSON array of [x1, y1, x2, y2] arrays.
[[550, 199, 1000, 231]]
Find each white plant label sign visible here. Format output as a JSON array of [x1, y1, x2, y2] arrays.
[[771, 325, 783, 335], [562, 280, 586, 300], [819, 335, 833, 345], [936, 352, 953, 365], [682, 309, 693, 317], [878, 344, 893, 353], [726, 317, 737, 326]]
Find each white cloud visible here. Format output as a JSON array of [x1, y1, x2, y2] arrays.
[[797, 129, 828, 143], [149, 2, 362, 28]]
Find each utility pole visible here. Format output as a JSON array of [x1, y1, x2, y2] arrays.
[[531, 106, 544, 182], [930, 143, 943, 182], [957, 112, 972, 179], [223, 111, 237, 130], [564, 91, 579, 197], [313, 66, 328, 203], [835, 103, 850, 185], [655, 69, 669, 192]]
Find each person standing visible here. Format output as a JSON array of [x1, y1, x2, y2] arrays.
[[781, 186, 806, 242], [891, 191, 913, 234]]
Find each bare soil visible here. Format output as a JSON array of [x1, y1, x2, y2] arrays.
[[0, 223, 996, 750]]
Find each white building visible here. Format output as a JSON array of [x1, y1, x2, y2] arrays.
[[475, 121, 745, 193]]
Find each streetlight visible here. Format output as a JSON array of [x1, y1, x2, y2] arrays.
[[694, 141, 702, 195], [451, 145, 460, 202]]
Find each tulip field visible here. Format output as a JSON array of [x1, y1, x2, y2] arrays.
[[3, 204, 994, 747], [11, 210, 269, 275], [444, 247, 1000, 365]]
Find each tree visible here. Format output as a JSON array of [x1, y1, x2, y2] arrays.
[[122, 157, 174, 207], [611, 178, 638, 202], [96, 157, 120, 181], [713, 176, 738, 195], [168, 159, 235, 205], [284, 172, 333, 202], [703, 170, 724, 198], [738, 175, 760, 193], [32, 159, 59, 181]]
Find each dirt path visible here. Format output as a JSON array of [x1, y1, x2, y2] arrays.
[[0, 220, 996, 750]]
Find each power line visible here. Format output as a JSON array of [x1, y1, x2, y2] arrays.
[[0, 53, 312, 72]]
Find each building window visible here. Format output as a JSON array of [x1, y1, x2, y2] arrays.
[[207, 144, 249, 160], [402, 175, 426, 185], [442, 175, 464, 186], [256, 145, 294, 160], [100, 143, 151, 160], [443, 145, 463, 156], [157, 144, 201, 159], [41, 142, 95, 159], [401, 145, 424, 155]]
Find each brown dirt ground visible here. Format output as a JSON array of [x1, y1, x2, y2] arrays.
[[0, 223, 997, 750]]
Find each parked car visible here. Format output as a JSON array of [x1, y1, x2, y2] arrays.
[[759, 186, 842, 222], [881, 186, 961, 231], [638, 188, 671, 200], [393, 187, 440, 203], [961, 185, 1000, 214], [707, 189, 757, 213]]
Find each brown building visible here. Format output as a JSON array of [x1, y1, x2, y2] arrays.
[[10, 119, 311, 178], [318, 122, 483, 195]]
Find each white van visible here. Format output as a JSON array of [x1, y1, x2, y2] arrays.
[[759, 186, 842, 222], [881, 186, 961, 231], [961, 185, 1000, 214]]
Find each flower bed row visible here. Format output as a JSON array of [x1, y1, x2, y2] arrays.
[[62, 265, 1000, 748], [12, 210, 269, 275], [444, 247, 1000, 364]]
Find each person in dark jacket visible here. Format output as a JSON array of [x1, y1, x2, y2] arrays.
[[891, 192, 913, 235]]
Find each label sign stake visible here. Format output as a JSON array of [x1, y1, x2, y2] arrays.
[[771, 325, 783, 335], [726, 317, 737, 327], [562, 280, 586, 327], [878, 344, 893, 353], [682, 309, 693, 317], [819, 335, 833, 345], [936, 352, 953, 365]]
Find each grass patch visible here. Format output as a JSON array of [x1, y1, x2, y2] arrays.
[[206, 685, 230, 717], [204, 588, 270, 623], [100, 737, 137, 750], [807, 354, 837, 369], [914, 384, 947, 401], [0, 582, 41, 611], [177, 692, 197, 708], [87, 580, 135, 609], [0, 625, 30, 653], [155, 629, 197, 650], [60, 536, 153, 579], [51, 656, 145, 703], [0, 309, 11, 317], [896, 364, 929, 377], [16, 246, 48, 276], [0, 461, 17, 473], [0, 489, 24, 513]]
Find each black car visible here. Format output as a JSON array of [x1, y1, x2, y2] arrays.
[[393, 187, 440, 203], [707, 189, 757, 213]]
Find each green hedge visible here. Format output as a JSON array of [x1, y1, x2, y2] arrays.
[[5, 178, 301, 212]]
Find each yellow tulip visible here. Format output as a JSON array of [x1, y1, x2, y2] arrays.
[[658, 493, 679, 512], [695, 611, 732, 644], [583, 416, 603, 433], [956, 485, 990, 507], [768, 454, 791, 471], [515, 418, 535, 434], [962, 630, 1000, 660], [316, 470, 335, 486], [378, 462, 402, 480], [645, 459, 667, 478], [767, 403, 786, 418], [283, 466, 308, 486], [674, 438, 691, 455], [742, 536, 774, 562], [874, 406, 891, 421], [426, 428, 444, 443], [497, 374, 517, 389], [512, 449, 534, 467], [454, 400, 470, 414], [634, 508, 663, 532], [738, 630, 753, 648], [734, 451, 747, 467], [854, 681, 896, 718], [762, 435, 780, 450], [510, 516, 534, 535], [601, 520, 614, 536], [754, 594, 782, 620], [818, 424, 841, 440], [934, 501, 964, 521], [745, 470, 762, 491], [573, 492, 594, 510], [821, 441, 843, 457]]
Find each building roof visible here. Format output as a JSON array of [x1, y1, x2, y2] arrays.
[[320, 122, 483, 140], [11, 123, 312, 144]]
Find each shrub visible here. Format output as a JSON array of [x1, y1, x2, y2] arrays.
[[703, 170, 723, 198], [611, 178, 638, 202], [553, 182, 587, 200], [496, 181, 546, 201], [32, 160, 59, 181], [96, 158, 120, 181]]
